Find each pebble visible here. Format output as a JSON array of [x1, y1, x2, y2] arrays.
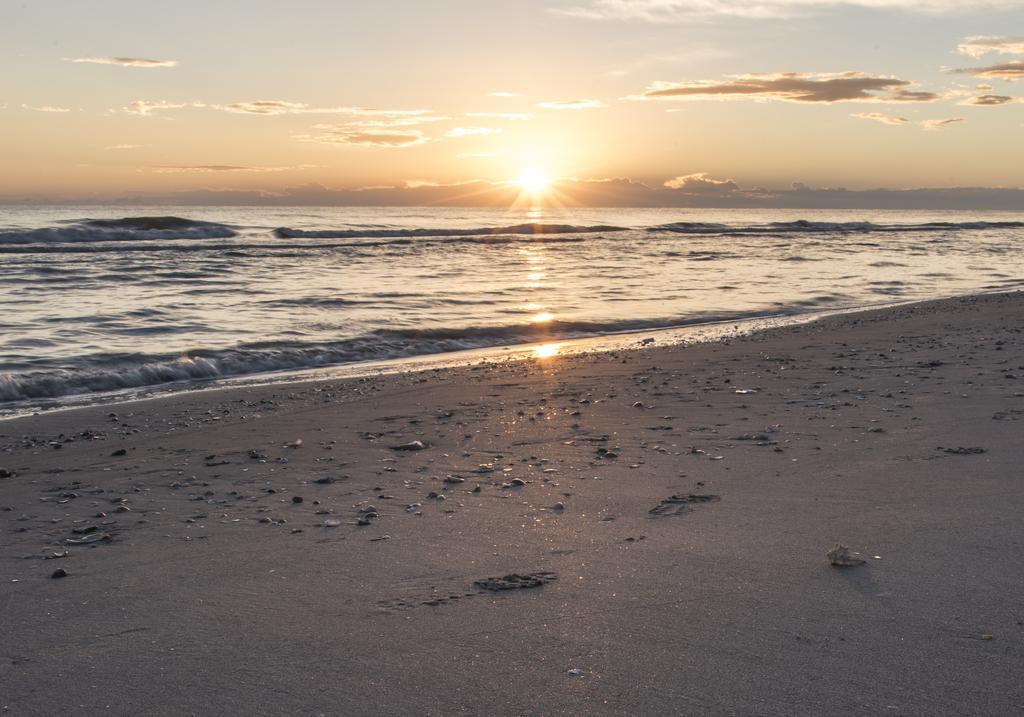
[[51, 568, 68, 579], [291, 496, 304, 504], [392, 440, 427, 451]]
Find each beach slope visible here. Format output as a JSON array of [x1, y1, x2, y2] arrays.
[[2, 292, 1023, 715]]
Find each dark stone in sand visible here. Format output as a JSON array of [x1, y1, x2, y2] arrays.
[[314, 477, 336, 484], [110, 448, 127, 457], [649, 494, 721, 516], [474, 572, 557, 592], [51, 568, 68, 579], [938, 446, 987, 455], [292, 496, 303, 503], [0, 469, 14, 479]]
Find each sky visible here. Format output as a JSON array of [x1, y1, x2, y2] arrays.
[[2, 0, 1024, 206]]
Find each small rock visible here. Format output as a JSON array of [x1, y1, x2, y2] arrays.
[[827, 544, 866, 567], [291, 496, 304, 504], [391, 440, 427, 451], [110, 448, 127, 457], [51, 568, 68, 579]]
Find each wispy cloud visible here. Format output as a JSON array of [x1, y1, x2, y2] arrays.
[[921, 117, 965, 130], [210, 101, 443, 123], [465, 112, 534, 120], [123, 100, 202, 116], [554, 0, 1024, 22], [630, 72, 939, 103], [105, 143, 144, 150], [537, 99, 608, 109], [957, 35, 1024, 58], [214, 100, 310, 115], [853, 111, 910, 125], [952, 60, 1024, 80], [294, 127, 430, 148], [960, 93, 1020, 105], [22, 104, 71, 113], [69, 56, 177, 68], [444, 126, 502, 137], [151, 165, 295, 173]]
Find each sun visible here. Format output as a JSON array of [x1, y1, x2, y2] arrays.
[[515, 167, 550, 192]]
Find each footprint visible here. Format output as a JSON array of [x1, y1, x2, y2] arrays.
[[473, 572, 557, 592]]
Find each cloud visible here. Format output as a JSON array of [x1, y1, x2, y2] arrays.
[[69, 56, 177, 68], [123, 100, 200, 116], [537, 99, 608, 109], [553, 0, 1024, 21], [921, 117, 965, 130], [957, 36, 1024, 58], [210, 101, 439, 118], [853, 111, 909, 124], [150, 165, 294, 173], [22, 104, 70, 113], [294, 127, 430, 148], [663, 172, 739, 193], [444, 126, 502, 137], [632, 72, 938, 103], [105, 144, 144, 150], [952, 60, 1024, 80], [215, 100, 310, 115], [465, 112, 534, 120], [960, 93, 1020, 105]]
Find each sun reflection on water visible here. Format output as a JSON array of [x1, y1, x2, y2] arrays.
[[533, 343, 561, 359]]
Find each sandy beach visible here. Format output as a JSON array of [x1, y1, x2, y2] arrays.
[[1, 291, 1022, 715]]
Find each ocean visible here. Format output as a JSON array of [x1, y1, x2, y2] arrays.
[[2, 205, 1023, 413]]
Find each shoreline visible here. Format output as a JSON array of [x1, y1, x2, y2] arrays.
[[0, 293, 957, 420], [1, 290, 1022, 714]]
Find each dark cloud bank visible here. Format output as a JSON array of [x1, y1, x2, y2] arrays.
[[7, 177, 1024, 210]]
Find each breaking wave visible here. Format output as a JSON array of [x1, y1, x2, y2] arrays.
[[273, 222, 627, 239], [0, 216, 238, 244], [0, 309, 810, 403], [649, 220, 1024, 235]]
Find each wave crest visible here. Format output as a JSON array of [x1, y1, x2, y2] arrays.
[[273, 223, 627, 239], [0, 216, 237, 244]]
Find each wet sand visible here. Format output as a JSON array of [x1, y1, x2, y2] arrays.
[[2, 292, 1023, 715]]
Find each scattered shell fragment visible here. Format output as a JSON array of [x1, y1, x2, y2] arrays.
[[392, 440, 427, 451]]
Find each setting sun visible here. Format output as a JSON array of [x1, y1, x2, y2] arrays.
[[515, 167, 551, 193]]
